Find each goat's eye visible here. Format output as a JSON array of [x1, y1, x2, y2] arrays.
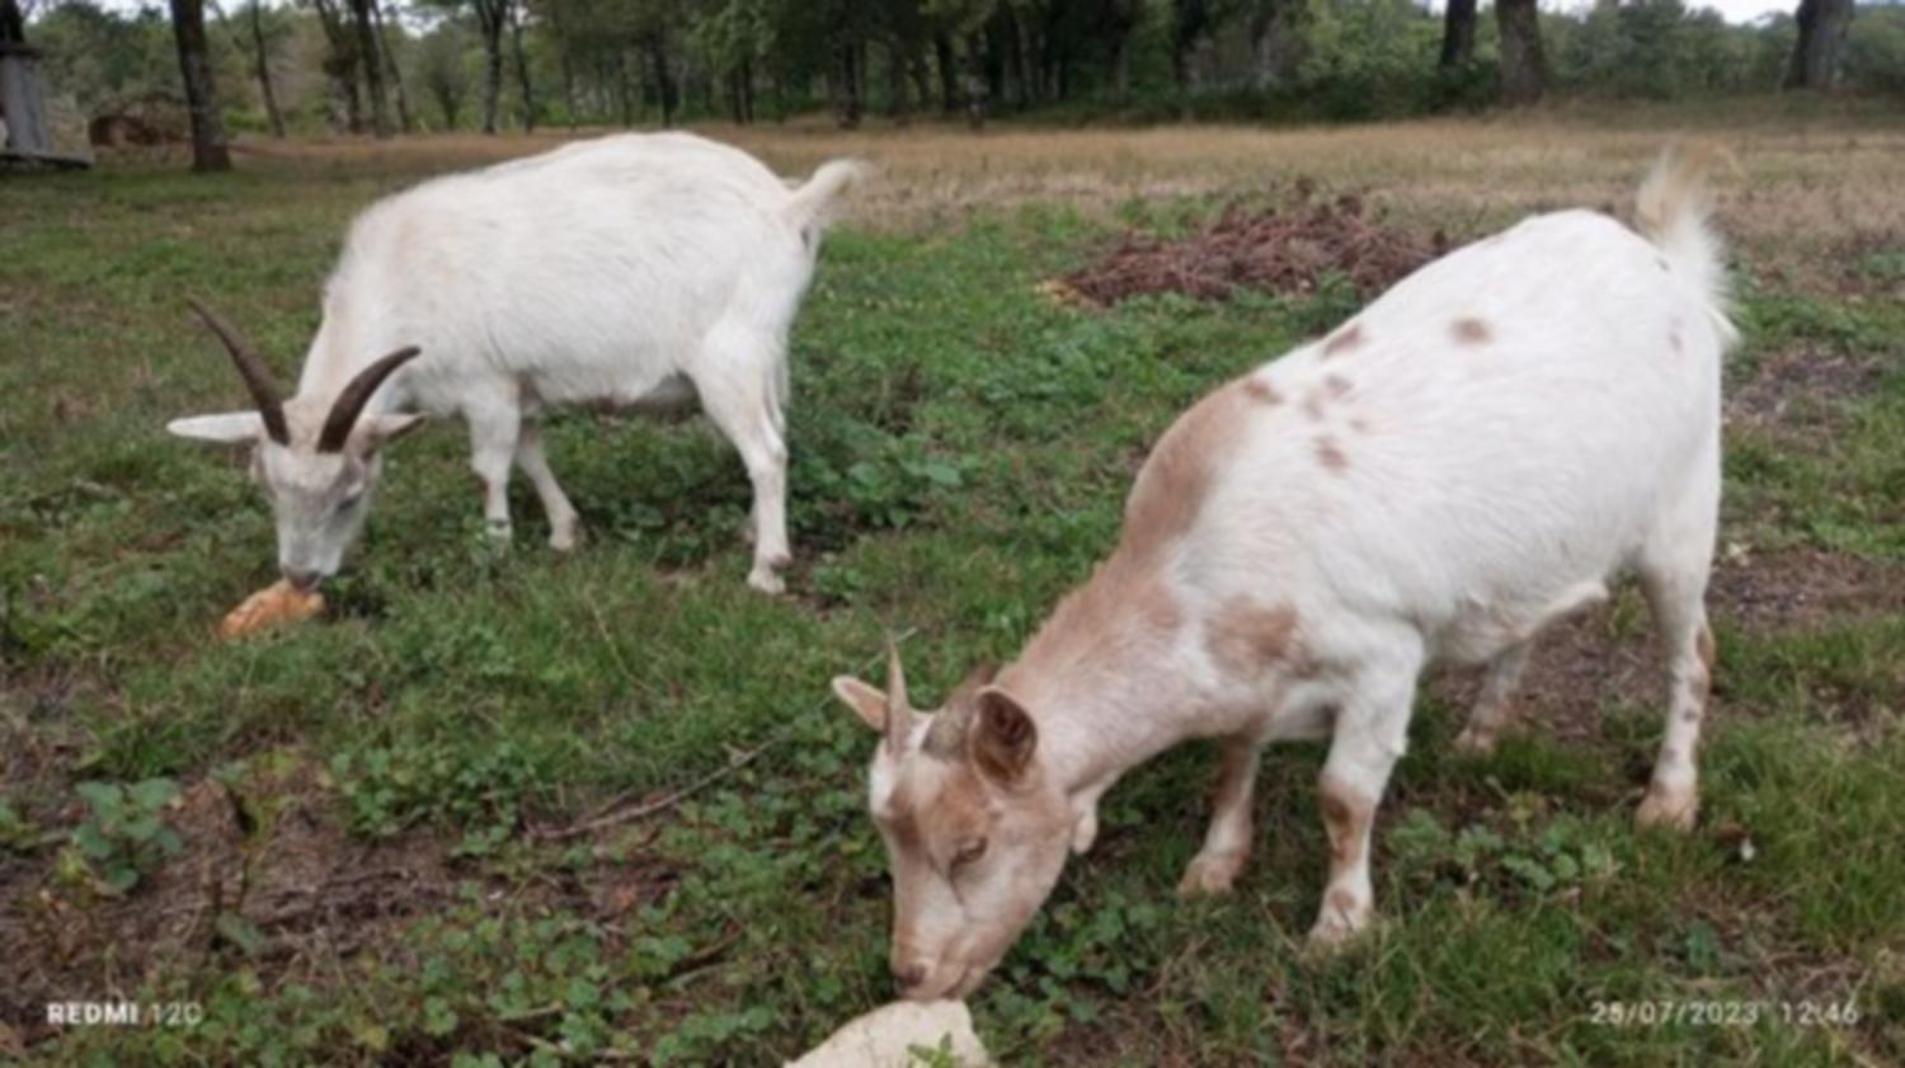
[[952, 838, 988, 867]]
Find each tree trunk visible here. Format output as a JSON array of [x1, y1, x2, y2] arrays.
[[246, 2, 286, 136], [739, 54, 753, 123], [507, 0, 535, 130], [885, 40, 908, 124], [311, 0, 362, 133], [474, 0, 504, 133], [645, 35, 676, 126], [168, 0, 232, 171], [547, 0, 577, 126], [909, 52, 931, 113], [963, 33, 987, 129], [934, 33, 959, 112], [613, 48, 634, 125], [1439, 0, 1477, 69], [832, 40, 861, 128], [1, 0, 23, 44], [1248, 0, 1306, 88], [371, 0, 412, 132], [347, 0, 390, 136], [1784, 0, 1854, 90], [1172, 0, 1209, 91], [1495, 0, 1547, 105]]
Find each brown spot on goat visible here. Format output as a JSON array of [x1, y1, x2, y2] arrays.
[[1696, 624, 1716, 676], [1323, 374, 1352, 398], [1451, 317, 1492, 345], [1322, 323, 1363, 357], [1315, 437, 1349, 474], [1243, 378, 1283, 405], [1207, 601, 1299, 676], [1318, 775, 1372, 869]]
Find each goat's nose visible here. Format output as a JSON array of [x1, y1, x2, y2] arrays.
[[281, 568, 322, 591], [892, 962, 928, 991]]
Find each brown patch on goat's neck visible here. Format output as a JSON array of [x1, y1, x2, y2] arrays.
[[1120, 376, 1261, 563], [1207, 600, 1300, 678], [1322, 323, 1363, 357], [1315, 437, 1349, 474], [1451, 317, 1492, 345]]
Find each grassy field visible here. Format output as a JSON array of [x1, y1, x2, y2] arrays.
[[3, 100, 1903, 1064]]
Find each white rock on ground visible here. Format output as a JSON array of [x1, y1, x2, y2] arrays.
[[785, 1000, 989, 1067]]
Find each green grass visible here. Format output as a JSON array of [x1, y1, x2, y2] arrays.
[[2, 139, 1902, 1065]]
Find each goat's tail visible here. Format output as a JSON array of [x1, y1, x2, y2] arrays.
[[1635, 143, 1736, 344], [785, 159, 869, 236]]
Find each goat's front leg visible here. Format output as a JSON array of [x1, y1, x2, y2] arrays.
[[1178, 734, 1263, 897], [514, 419, 580, 551], [1311, 646, 1421, 949], [466, 397, 522, 544]]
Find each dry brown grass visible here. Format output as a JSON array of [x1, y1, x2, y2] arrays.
[[230, 97, 1905, 286]]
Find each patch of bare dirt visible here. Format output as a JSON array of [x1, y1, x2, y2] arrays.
[[1727, 346, 1890, 438], [0, 753, 454, 1047], [1054, 189, 1448, 307], [1709, 548, 1905, 631], [1428, 548, 1905, 745]]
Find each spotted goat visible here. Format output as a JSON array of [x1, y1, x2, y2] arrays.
[[169, 133, 863, 594], [832, 148, 1734, 1001]]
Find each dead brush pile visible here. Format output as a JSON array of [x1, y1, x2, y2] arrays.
[[1055, 187, 1449, 307]]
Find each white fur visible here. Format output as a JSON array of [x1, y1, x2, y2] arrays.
[[171, 133, 863, 592]]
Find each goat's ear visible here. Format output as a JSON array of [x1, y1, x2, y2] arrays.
[[831, 676, 889, 733], [354, 412, 427, 450], [971, 687, 1037, 787], [167, 412, 265, 445]]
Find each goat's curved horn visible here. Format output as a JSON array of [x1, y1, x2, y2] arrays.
[[186, 297, 289, 445], [317, 346, 422, 453], [884, 636, 911, 753]]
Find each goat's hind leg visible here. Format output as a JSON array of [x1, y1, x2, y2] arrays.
[[688, 324, 791, 594], [1635, 451, 1720, 831]]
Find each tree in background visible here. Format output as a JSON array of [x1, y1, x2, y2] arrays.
[[1785, 0, 1852, 89], [308, 0, 364, 131], [1496, 0, 1547, 102], [347, 0, 391, 135], [417, 17, 473, 127], [230, 0, 287, 137], [371, 0, 414, 131], [1439, 0, 1476, 68], [166, 0, 231, 169]]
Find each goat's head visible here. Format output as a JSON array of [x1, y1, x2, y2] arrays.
[[831, 644, 1073, 1001], [166, 300, 425, 588]]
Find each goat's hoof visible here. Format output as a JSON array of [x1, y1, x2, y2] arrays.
[[548, 523, 580, 553], [1636, 785, 1698, 832], [1176, 852, 1246, 898], [484, 520, 514, 545], [747, 567, 786, 596], [1452, 726, 1500, 757], [1305, 891, 1371, 954]]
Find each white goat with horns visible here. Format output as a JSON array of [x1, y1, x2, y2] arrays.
[[169, 133, 863, 594]]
